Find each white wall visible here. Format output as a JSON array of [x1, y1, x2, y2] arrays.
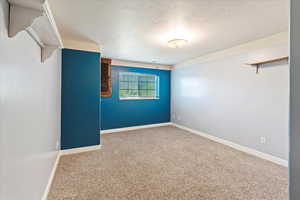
[[0, 0, 61, 200], [290, 0, 300, 197], [172, 32, 289, 160]]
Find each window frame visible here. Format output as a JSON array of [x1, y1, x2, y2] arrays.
[[119, 72, 160, 100]]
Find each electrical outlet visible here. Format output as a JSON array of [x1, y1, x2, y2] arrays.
[[260, 137, 266, 144]]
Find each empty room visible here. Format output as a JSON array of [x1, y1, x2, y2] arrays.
[[1, 0, 300, 200]]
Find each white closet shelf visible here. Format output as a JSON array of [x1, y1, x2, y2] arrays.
[[246, 56, 289, 74], [8, 0, 63, 62]]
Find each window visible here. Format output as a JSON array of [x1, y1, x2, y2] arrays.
[[119, 72, 159, 100]]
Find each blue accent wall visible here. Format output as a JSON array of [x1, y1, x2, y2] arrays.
[[101, 65, 171, 130], [61, 49, 100, 149]]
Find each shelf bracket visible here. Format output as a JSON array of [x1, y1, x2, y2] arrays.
[[41, 45, 59, 62], [7, 0, 62, 62], [8, 3, 44, 38]]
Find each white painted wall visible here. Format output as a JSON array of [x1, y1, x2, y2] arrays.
[[0, 0, 61, 199], [172, 32, 289, 160], [290, 0, 300, 197]]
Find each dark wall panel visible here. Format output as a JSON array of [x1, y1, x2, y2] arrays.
[[61, 49, 100, 149], [101, 65, 170, 130]]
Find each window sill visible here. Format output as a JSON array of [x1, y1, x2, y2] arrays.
[[119, 97, 160, 100]]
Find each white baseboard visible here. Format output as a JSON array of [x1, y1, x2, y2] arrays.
[[41, 144, 102, 199], [101, 122, 172, 134], [60, 145, 102, 156], [172, 123, 288, 167], [41, 122, 287, 200], [36, 122, 161, 199], [41, 152, 61, 200]]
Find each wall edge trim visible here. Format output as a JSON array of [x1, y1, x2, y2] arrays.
[[62, 39, 100, 53], [175, 31, 288, 68], [171, 123, 288, 167], [41, 152, 61, 200], [112, 59, 172, 70], [101, 122, 172, 134], [60, 145, 102, 156]]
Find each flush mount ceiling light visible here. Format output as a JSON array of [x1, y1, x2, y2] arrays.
[[168, 38, 188, 48]]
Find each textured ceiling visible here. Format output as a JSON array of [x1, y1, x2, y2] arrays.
[[49, 0, 289, 65]]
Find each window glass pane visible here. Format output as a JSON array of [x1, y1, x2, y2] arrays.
[[147, 76, 156, 82], [123, 75, 130, 81], [139, 76, 147, 82], [139, 82, 147, 90], [133, 75, 139, 81], [126, 75, 135, 82], [129, 82, 138, 89], [147, 90, 156, 97], [119, 72, 159, 99], [120, 89, 128, 97], [119, 81, 128, 89], [147, 82, 155, 90], [128, 89, 138, 96], [119, 74, 125, 81], [139, 90, 148, 97]]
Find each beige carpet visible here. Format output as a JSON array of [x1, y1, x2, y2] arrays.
[[48, 126, 288, 200]]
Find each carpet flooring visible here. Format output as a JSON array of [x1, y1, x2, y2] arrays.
[[48, 126, 288, 200]]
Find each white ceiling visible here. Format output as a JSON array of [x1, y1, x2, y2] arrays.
[[49, 0, 289, 65]]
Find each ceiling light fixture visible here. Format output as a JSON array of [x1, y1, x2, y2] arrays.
[[168, 38, 188, 48]]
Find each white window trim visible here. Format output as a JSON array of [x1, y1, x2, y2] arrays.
[[119, 97, 160, 100], [120, 72, 157, 77]]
